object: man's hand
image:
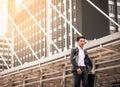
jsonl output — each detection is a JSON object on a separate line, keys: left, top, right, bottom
{"left": 77, "top": 68, "right": 82, "bottom": 75}
{"left": 88, "top": 70, "right": 92, "bottom": 74}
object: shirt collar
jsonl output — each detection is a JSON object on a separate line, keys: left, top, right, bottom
{"left": 77, "top": 45, "right": 83, "bottom": 50}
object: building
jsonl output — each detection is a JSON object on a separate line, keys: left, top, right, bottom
{"left": 13, "top": 0, "right": 79, "bottom": 66}
{"left": 12, "top": 0, "right": 118, "bottom": 66}
{"left": 0, "top": 36, "right": 12, "bottom": 72}
{"left": 109, "top": 0, "right": 120, "bottom": 33}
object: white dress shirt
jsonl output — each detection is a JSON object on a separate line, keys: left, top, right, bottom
{"left": 76, "top": 46, "right": 85, "bottom": 66}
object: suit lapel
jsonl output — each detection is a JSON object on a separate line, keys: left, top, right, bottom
{"left": 75, "top": 47, "right": 79, "bottom": 56}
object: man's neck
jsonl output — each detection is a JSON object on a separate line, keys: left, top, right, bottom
{"left": 77, "top": 45, "right": 83, "bottom": 49}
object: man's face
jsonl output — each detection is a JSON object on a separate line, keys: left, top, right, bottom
{"left": 77, "top": 38, "right": 85, "bottom": 48}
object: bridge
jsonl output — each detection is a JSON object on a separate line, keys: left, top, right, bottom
{"left": 0, "top": 32, "right": 120, "bottom": 87}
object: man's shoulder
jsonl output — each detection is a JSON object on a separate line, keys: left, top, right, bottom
{"left": 71, "top": 47, "right": 79, "bottom": 53}
{"left": 72, "top": 46, "right": 78, "bottom": 50}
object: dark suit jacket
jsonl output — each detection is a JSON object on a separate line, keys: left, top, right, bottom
{"left": 70, "top": 47, "right": 93, "bottom": 72}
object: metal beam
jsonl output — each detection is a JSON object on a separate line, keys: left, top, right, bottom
{"left": 89, "top": 50, "right": 114, "bottom": 58}
{"left": 21, "top": 3, "right": 61, "bottom": 53}
{"left": 2, "top": 35, "right": 22, "bottom": 65}
{"left": 95, "top": 57, "right": 120, "bottom": 65}
{"left": 86, "top": 0, "right": 120, "bottom": 28}
{"left": 0, "top": 32, "right": 120, "bottom": 76}
{"left": 0, "top": 52, "right": 9, "bottom": 69}
{"left": 93, "top": 53, "right": 120, "bottom": 61}
{"left": 95, "top": 64, "right": 120, "bottom": 72}
{"left": 85, "top": 32, "right": 120, "bottom": 50}
{"left": 8, "top": 14, "right": 39, "bottom": 60}
{"left": 101, "top": 47, "right": 120, "bottom": 55}
{"left": 47, "top": 0, "right": 82, "bottom": 37}
{"left": 0, "top": 50, "right": 70, "bottom": 76}
{"left": 69, "top": 0, "right": 73, "bottom": 48}
{"left": 64, "top": 0, "right": 67, "bottom": 51}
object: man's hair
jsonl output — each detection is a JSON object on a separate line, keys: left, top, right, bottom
{"left": 77, "top": 36, "right": 85, "bottom": 42}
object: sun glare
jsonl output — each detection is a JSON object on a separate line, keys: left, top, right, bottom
{"left": 16, "top": 0, "right": 22, "bottom": 6}
{"left": 0, "top": 0, "right": 8, "bottom": 35}
{"left": 47, "top": 0, "right": 51, "bottom": 2}
{"left": 0, "top": 29, "right": 7, "bottom": 35}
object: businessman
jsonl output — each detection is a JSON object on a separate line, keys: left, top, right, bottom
{"left": 70, "top": 36, "right": 93, "bottom": 87}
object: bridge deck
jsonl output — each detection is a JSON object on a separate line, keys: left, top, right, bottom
{"left": 0, "top": 32, "right": 120, "bottom": 87}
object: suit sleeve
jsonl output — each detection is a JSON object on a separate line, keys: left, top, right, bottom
{"left": 70, "top": 48, "right": 79, "bottom": 70}
{"left": 85, "top": 53, "right": 93, "bottom": 71}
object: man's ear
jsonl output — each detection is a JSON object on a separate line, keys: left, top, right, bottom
{"left": 85, "top": 39, "right": 88, "bottom": 43}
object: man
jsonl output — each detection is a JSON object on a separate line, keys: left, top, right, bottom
{"left": 70, "top": 36, "right": 93, "bottom": 87}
